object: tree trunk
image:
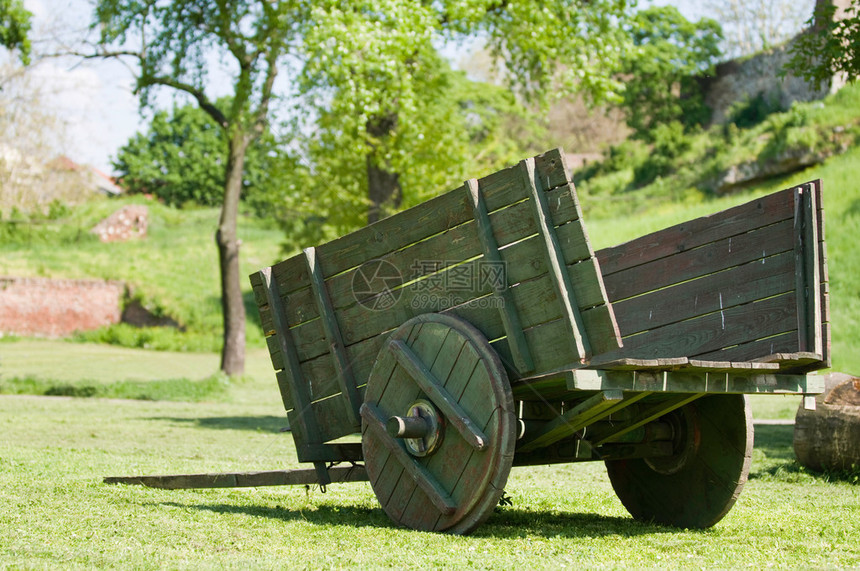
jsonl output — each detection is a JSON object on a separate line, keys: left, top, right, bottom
{"left": 216, "top": 130, "right": 250, "bottom": 376}
{"left": 366, "top": 114, "right": 402, "bottom": 225}
{"left": 794, "top": 372, "right": 860, "bottom": 472}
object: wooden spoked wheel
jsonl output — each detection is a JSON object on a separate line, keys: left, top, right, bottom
{"left": 605, "top": 394, "right": 753, "bottom": 529}
{"left": 361, "top": 313, "right": 516, "bottom": 535}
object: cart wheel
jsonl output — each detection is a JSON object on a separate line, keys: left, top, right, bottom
{"left": 361, "top": 313, "right": 516, "bottom": 535}
{"left": 604, "top": 394, "right": 753, "bottom": 529}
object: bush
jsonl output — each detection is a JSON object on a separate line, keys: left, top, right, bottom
{"left": 729, "top": 91, "right": 786, "bottom": 129}
{"left": 632, "top": 121, "right": 691, "bottom": 187}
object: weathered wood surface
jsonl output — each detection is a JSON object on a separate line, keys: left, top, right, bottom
{"left": 250, "top": 148, "right": 620, "bottom": 450}
{"left": 361, "top": 314, "right": 517, "bottom": 534}
{"left": 595, "top": 181, "right": 829, "bottom": 371}
{"left": 510, "top": 366, "right": 823, "bottom": 401}
{"left": 794, "top": 372, "right": 860, "bottom": 472}
{"left": 605, "top": 394, "right": 753, "bottom": 529}
{"left": 104, "top": 465, "right": 368, "bottom": 489}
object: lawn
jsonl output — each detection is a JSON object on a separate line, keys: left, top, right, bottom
{"left": 1, "top": 346, "right": 858, "bottom": 568}
{"left": 2, "top": 92, "right": 860, "bottom": 568}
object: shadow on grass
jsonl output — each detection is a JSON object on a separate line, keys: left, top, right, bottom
{"left": 148, "top": 415, "right": 289, "bottom": 433}
{"left": 162, "top": 500, "right": 680, "bottom": 539}
{"left": 753, "top": 424, "right": 795, "bottom": 461}
{"left": 751, "top": 423, "right": 860, "bottom": 484}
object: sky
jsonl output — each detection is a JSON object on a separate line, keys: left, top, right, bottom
{"left": 15, "top": 0, "right": 811, "bottom": 176}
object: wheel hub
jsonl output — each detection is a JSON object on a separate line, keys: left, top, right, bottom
{"left": 386, "top": 399, "right": 444, "bottom": 457}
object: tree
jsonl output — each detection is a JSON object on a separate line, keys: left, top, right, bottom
{"left": 91, "top": 0, "right": 635, "bottom": 376}
{"left": 0, "top": 0, "right": 31, "bottom": 62}
{"left": 299, "top": 1, "right": 634, "bottom": 225}
{"left": 701, "top": 0, "right": 812, "bottom": 58}
{"left": 786, "top": 0, "right": 860, "bottom": 88}
{"left": 300, "top": 55, "right": 536, "bottom": 234}
{"left": 93, "top": 0, "right": 308, "bottom": 376}
{"left": 113, "top": 100, "right": 300, "bottom": 214}
{"left": 618, "top": 6, "right": 723, "bottom": 141}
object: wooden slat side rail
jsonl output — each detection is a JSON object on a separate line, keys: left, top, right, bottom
{"left": 303, "top": 247, "right": 361, "bottom": 430}
{"left": 270, "top": 148, "right": 570, "bottom": 298}
{"left": 466, "top": 178, "right": 534, "bottom": 373}
{"left": 264, "top": 198, "right": 603, "bottom": 373}
{"left": 255, "top": 267, "right": 331, "bottom": 484}
{"left": 271, "top": 240, "right": 611, "bottom": 373}
{"left": 610, "top": 251, "right": 795, "bottom": 335}
{"left": 794, "top": 183, "right": 823, "bottom": 356}
{"left": 286, "top": 307, "right": 613, "bottom": 406}
{"left": 813, "top": 180, "right": 832, "bottom": 366}
{"left": 523, "top": 156, "right": 589, "bottom": 361}
{"left": 604, "top": 218, "right": 795, "bottom": 302}
{"left": 599, "top": 187, "right": 797, "bottom": 276}
{"left": 595, "top": 182, "right": 828, "bottom": 368}
{"left": 277, "top": 182, "right": 585, "bottom": 329}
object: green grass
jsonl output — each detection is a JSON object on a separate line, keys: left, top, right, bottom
{"left": 1, "top": 388, "right": 858, "bottom": 569}
{"left": 0, "top": 197, "right": 284, "bottom": 352}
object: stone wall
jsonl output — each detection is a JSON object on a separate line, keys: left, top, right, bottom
{"left": 698, "top": 39, "right": 842, "bottom": 125}
{"left": 698, "top": 0, "right": 849, "bottom": 125}
{"left": 0, "top": 277, "right": 125, "bottom": 338}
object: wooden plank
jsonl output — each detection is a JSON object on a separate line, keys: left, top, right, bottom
{"left": 360, "top": 402, "right": 457, "bottom": 515}
{"left": 288, "top": 299, "right": 617, "bottom": 407}
{"left": 686, "top": 360, "right": 779, "bottom": 372}
{"left": 604, "top": 218, "right": 796, "bottom": 302}
{"left": 388, "top": 338, "right": 489, "bottom": 450}
{"left": 279, "top": 182, "right": 587, "bottom": 330}
{"left": 516, "top": 390, "right": 624, "bottom": 452}
{"left": 256, "top": 267, "right": 330, "bottom": 485}
{"left": 569, "top": 368, "right": 824, "bottom": 394}
{"left": 609, "top": 292, "right": 798, "bottom": 362}
{"left": 589, "top": 393, "right": 705, "bottom": 446}
{"left": 588, "top": 357, "right": 690, "bottom": 370}
{"left": 794, "top": 183, "right": 823, "bottom": 356}
{"left": 587, "top": 357, "right": 779, "bottom": 372}
{"left": 522, "top": 157, "right": 591, "bottom": 361}
{"left": 104, "top": 465, "right": 369, "bottom": 489}
{"left": 295, "top": 442, "right": 364, "bottom": 463}
{"left": 814, "top": 179, "right": 831, "bottom": 366}
{"left": 611, "top": 251, "right": 796, "bottom": 336}
{"left": 311, "top": 149, "right": 568, "bottom": 281}
{"left": 304, "top": 247, "right": 361, "bottom": 429}
{"left": 533, "top": 147, "right": 571, "bottom": 191}
{"left": 598, "top": 187, "right": 796, "bottom": 276}
{"left": 297, "top": 393, "right": 366, "bottom": 452}
{"left": 275, "top": 370, "right": 295, "bottom": 412}
{"left": 467, "top": 177, "right": 534, "bottom": 373}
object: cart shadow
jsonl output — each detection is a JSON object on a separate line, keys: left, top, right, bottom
{"left": 147, "top": 415, "right": 289, "bottom": 433}
{"left": 158, "top": 501, "right": 679, "bottom": 539}
{"left": 478, "top": 508, "right": 686, "bottom": 539}
{"left": 752, "top": 424, "right": 795, "bottom": 460}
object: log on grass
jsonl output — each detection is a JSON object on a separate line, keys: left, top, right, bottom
{"left": 794, "top": 372, "right": 860, "bottom": 472}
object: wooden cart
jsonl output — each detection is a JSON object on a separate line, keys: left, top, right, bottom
{"left": 110, "top": 148, "right": 828, "bottom": 534}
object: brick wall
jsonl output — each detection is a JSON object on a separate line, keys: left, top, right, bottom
{"left": 0, "top": 277, "right": 125, "bottom": 337}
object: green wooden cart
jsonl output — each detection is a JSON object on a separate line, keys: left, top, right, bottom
{"left": 109, "top": 148, "right": 829, "bottom": 534}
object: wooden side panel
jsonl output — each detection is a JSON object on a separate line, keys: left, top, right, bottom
{"left": 251, "top": 148, "right": 623, "bottom": 447}
{"left": 599, "top": 189, "right": 796, "bottom": 276}
{"left": 595, "top": 184, "right": 829, "bottom": 368}
{"left": 814, "top": 180, "right": 832, "bottom": 366}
